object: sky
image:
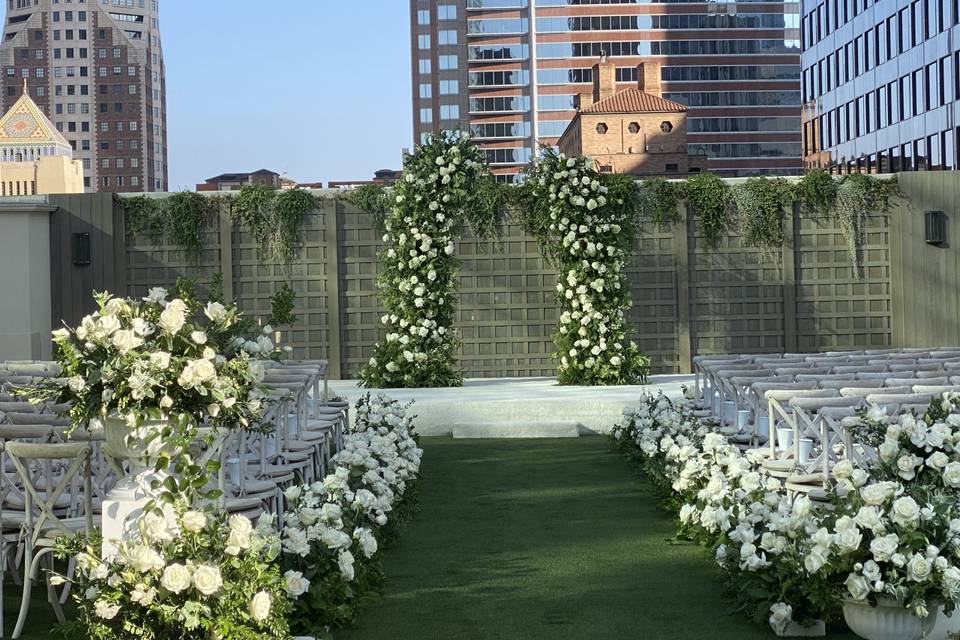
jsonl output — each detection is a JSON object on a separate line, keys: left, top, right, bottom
{"left": 163, "top": 1, "right": 412, "bottom": 190}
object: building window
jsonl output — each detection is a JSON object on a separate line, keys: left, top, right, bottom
{"left": 438, "top": 30, "right": 457, "bottom": 46}
{"left": 628, "top": 122, "right": 640, "bottom": 134}
{"left": 439, "top": 79, "right": 458, "bottom": 95}
{"left": 417, "top": 34, "right": 431, "bottom": 50}
{"left": 439, "top": 54, "right": 457, "bottom": 70}
{"left": 438, "top": 4, "right": 457, "bottom": 20}
{"left": 666, "top": 163, "right": 679, "bottom": 172}
{"left": 418, "top": 58, "right": 431, "bottom": 74}
{"left": 440, "top": 104, "right": 459, "bottom": 120}
{"left": 660, "top": 121, "right": 674, "bottom": 133}
{"left": 419, "top": 83, "right": 432, "bottom": 99}
{"left": 596, "top": 123, "right": 608, "bottom": 134}
{"left": 419, "top": 108, "right": 433, "bottom": 124}
{"left": 417, "top": 9, "right": 430, "bottom": 25}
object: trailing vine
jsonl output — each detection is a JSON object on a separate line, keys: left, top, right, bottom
{"left": 731, "top": 177, "right": 790, "bottom": 258}
{"left": 792, "top": 169, "right": 837, "bottom": 216}
{"left": 512, "top": 149, "right": 650, "bottom": 385}
{"left": 269, "top": 283, "right": 298, "bottom": 327}
{"left": 342, "top": 183, "right": 392, "bottom": 230}
{"left": 636, "top": 177, "right": 680, "bottom": 227}
{"left": 681, "top": 172, "right": 731, "bottom": 249}
{"left": 120, "top": 191, "right": 222, "bottom": 262}
{"left": 358, "top": 131, "right": 501, "bottom": 388}
{"left": 231, "top": 185, "right": 317, "bottom": 276}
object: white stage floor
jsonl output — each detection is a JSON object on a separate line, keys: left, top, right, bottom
{"left": 329, "top": 375, "right": 693, "bottom": 438}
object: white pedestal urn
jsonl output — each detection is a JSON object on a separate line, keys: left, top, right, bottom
{"left": 100, "top": 414, "right": 177, "bottom": 559}
{"left": 922, "top": 606, "right": 960, "bottom": 640}
{"left": 843, "top": 598, "right": 939, "bottom": 640}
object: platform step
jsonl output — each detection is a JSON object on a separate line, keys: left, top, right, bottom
{"left": 451, "top": 422, "right": 580, "bottom": 439}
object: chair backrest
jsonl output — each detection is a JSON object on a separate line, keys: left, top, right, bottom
{"left": 856, "top": 371, "right": 895, "bottom": 380}
{"left": 888, "top": 376, "right": 948, "bottom": 386}
{"left": 795, "top": 373, "right": 855, "bottom": 382}
{"left": 818, "top": 406, "right": 859, "bottom": 420}
{"left": 751, "top": 381, "right": 817, "bottom": 396}
{"left": 834, "top": 365, "right": 887, "bottom": 374}
{"left": 889, "top": 363, "right": 942, "bottom": 372}
{"left": 916, "top": 370, "right": 950, "bottom": 379}
{"left": 774, "top": 366, "right": 832, "bottom": 376}
{"left": 764, "top": 388, "right": 838, "bottom": 402}
{"left": 913, "top": 385, "right": 960, "bottom": 395}
{"left": 819, "top": 379, "right": 882, "bottom": 390}
{"left": 789, "top": 396, "right": 863, "bottom": 411}
{"left": 866, "top": 392, "right": 941, "bottom": 405}
{"left": 4, "top": 441, "right": 93, "bottom": 542}
{"left": 0, "top": 401, "right": 37, "bottom": 413}
{"left": 2, "top": 412, "right": 71, "bottom": 426}
{"left": 840, "top": 385, "right": 912, "bottom": 397}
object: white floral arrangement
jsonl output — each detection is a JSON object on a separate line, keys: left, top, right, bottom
{"left": 280, "top": 393, "right": 422, "bottom": 635}
{"left": 55, "top": 507, "right": 293, "bottom": 639}
{"left": 359, "top": 132, "right": 500, "bottom": 388}
{"left": 515, "top": 150, "right": 650, "bottom": 385}
{"left": 28, "top": 289, "right": 263, "bottom": 433}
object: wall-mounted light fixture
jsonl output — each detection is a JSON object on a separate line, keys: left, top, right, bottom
{"left": 925, "top": 210, "right": 946, "bottom": 246}
{"left": 72, "top": 232, "right": 91, "bottom": 265}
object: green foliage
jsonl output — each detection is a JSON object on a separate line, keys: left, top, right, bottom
{"left": 120, "top": 192, "right": 221, "bottom": 262}
{"left": 512, "top": 149, "right": 650, "bottom": 385}
{"left": 792, "top": 169, "right": 837, "bottom": 216}
{"left": 208, "top": 271, "right": 225, "bottom": 303}
{"left": 681, "top": 173, "right": 730, "bottom": 249}
{"left": 359, "top": 131, "right": 501, "bottom": 388}
{"left": 342, "top": 183, "right": 392, "bottom": 230}
{"left": 731, "top": 177, "right": 790, "bottom": 257}
{"left": 231, "top": 185, "right": 317, "bottom": 276}
{"left": 269, "top": 283, "right": 297, "bottom": 327}
{"left": 636, "top": 177, "right": 680, "bottom": 226}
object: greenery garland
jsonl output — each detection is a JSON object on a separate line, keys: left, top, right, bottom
{"left": 512, "top": 149, "right": 650, "bottom": 385}
{"left": 681, "top": 173, "right": 731, "bottom": 249}
{"left": 358, "top": 132, "right": 501, "bottom": 388}
{"left": 636, "top": 177, "right": 680, "bottom": 227}
{"left": 121, "top": 191, "right": 222, "bottom": 261}
{"left": 231, "top": 185, "right": 318, "bottom": 276}
{"left": 731, "top": 177, "right": 790, "bottom": 258}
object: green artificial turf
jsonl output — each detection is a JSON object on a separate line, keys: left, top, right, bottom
{"left": 340, "top": 436, "right": 857, "bottom": 640}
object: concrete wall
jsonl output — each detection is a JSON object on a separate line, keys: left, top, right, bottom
{"left": 0, "top": 202, "right": 56, "bottom": 360}
{"left": 35, "top": 172, "right": 960, "bottom": 378}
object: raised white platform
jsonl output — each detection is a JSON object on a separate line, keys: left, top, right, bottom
{"left": 329, "top": 375, "right": 692, "bottom": 437}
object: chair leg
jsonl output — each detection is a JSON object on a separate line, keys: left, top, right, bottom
{"left": 44, "top": 555, "right": 66, "bottom": 625}
{"left": 11, "top": 543, "right": 34, "bottom": 639}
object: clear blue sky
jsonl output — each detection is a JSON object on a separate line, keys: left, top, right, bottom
{"left": 164, "top": 1, "right": 412, "bottom": 190}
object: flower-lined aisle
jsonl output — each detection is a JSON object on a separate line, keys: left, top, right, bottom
{"left": 610, "top": 393, "right": 960, "bottom": 637}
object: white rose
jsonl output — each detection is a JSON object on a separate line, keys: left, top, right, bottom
{"left": 124, "top": 544, "right": 165, "bottom": 573}
{"left": 283, "top": 570, "right": 310, "bottom": 598}
{"left": 204, "top": 301, "right": 226, "bottom": 321}
{"left": 845, "top": 573, "right": 870, "bottom": 600}
{"left": 870, "top": 534, "right": 900, "bottom": 562}
{"left": 141, "top": 512, "right": 175, "bottom": 543}
{"left": 891, "top": 496, "right": 920, "bottom": 528}
{"left": 150, "top": 351, "right": 171, "bottom": 369}
{"left": 927, "top": 451, "right": 949, "bottom": 470}
{"left": 94, "top": 599, "right": 120, "bottom": 620}
{"left": 907, "top": 554, "right": 933, "bottom": 582}
{"left": 68, "top": 376, "right": 86, "bottom": 392}
{"left": 835, "top": 526, "right": 864, "bottom": 554}
{"left": 943, "top": 462, "right": 960, "bottom": 487}
{"left": 192, "top": 564, "right": 223, "bottom": 596}
{"left": 143, "top": 287, "right": 168, "bottom": 304}
{"left": 338, "top": 549, "right": 355, "bottom": 581}
{"left": 111, "top": 329, "right": 142, "bottom": 354}
{"left": 769, "top": 602, "right": 792, "bottom": 635}
{"left": 249, "top": 591, "right": 271, "bottom": 622}
{"left": 284, "top": 486, "right": 302, "bottom": 503}
{"left": 804, "top": 547, "right": 828, "bottom": 574}
{"left": 160, "top": 563, "right": 191, "bottom": 593}
{"left": 158, "top": 306, "right": 186, "bottom": 335}
{"left": 181, "top": 510, "right": 207, "bottom": 533}
{"left": 191, "top": 330, "right": 208, "bottom": 345}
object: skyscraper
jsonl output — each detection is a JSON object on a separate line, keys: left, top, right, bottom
{"left": 800, "top": 0, "right": 958, "bottom": 173}
{"left": 410, "top": 0, "right": 802, "bottom": 183}
{"left": 0, "top": 0, "right": 167, "bottom": 192}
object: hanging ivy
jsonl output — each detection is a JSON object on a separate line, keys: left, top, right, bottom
{"left": 680, "top": 172, "right": 731, "bottom": 249}
{"left": 269, "top": 283, "right": 298, "bottom": 327}
{"left": 792, "top": 168, "right": 838, "bottom": 216}
{"left": 342, "top": 183, "right": 392, "bottom": 230}
{"left": 731, "top": 177, "right": 790, "bottom": 258}
{"left": 231, "top": 185, "right": 317, "bottom": 276}
{"left": 119, "top": 191, "right": 222, "bottom": 262}
{"left": 636, "top": 177, "right": 680, "bottom": 227}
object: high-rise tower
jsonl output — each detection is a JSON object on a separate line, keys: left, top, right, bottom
{"left": 0, "top": 0, "right": 167, "bottom": 192}
{"left": 411, "top": 0, "right": 801, "bottom": 182}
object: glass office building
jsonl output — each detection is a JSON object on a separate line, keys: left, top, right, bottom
{"left": 801, "top": 0, "right": 959, "bottom": 173}
{"left": 411, "top": 0, "right": 803, "bottom": 182}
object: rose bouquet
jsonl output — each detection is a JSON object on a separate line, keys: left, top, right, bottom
{"left": 27, "top": 288, "right": 263, "bottom": 434}
{"left": 55, "top": 507, "right": 292, "bottom": 640}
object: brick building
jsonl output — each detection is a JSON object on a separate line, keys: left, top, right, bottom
{"left": 559, "top": 57, "right": 703, "bottom": 177}
{"left": 0, "top": 0, "right": 167, "bottom": 192}
{"left": 196, "top": 169, "right": 281, "bottom": 192}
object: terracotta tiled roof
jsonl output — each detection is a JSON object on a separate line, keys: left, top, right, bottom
{"left": 580, "top": 88, "right": 687, "bottom": 114}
